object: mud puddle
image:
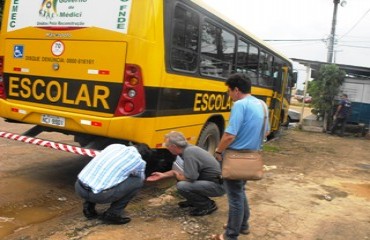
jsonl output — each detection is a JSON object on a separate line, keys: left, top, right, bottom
{"left": 0, "top": 194, "right": 78, "bottom": 238}
{"left": 0, "top": 176, "right": 174, "bottom": 239}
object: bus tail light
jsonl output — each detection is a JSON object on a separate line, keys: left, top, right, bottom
{"left": 114, "top": 64, "right": 145, "bottom": 116}
{"left": 0, "top": 56, "right": 6, "bottom": 99}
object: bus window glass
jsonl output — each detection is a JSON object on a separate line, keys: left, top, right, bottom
{"left": 236, "top": 39, "right": 257, "bottom": 84}
{"left": 236, "top": 39, "right": 248, "bottom": 72}
{"left": 273, "top": 58, "right": 283, "bottom": 81}
{"left": 265, "top": 54, "right": 273, "bottom": 76}
{"left": 200, "top": 21, "right": 235, "bottom": 78}
{"left": 170, "top": 5, "right": 199, "bottom": 72}
{"left": 246, "top": 44, "right": 259, "bottom": 82}
{"left": 259, "top": 51, "right": 274, "bottom": 87}
{"left": 285, "top": 73, "right": 293, "bottom": 98}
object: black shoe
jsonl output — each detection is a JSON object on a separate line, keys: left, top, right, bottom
{"left": 178, "top": 201, "right": 194, "bottom": 208}
{"left": 83, "top": 207, "right": 98, "bottom": 219}
{"left": 240, "top": 229, "right": 251, "bottom": 235}
{"left": 189, "top": 202, "right": 217, "bottom": 216}
{"left": 102, "top": 212, "right": 131, "bottom": 225}
{"left": 223, "top": 224, "right": 250, "bottom": 235}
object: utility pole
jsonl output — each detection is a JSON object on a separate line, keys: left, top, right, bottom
{"left": 327, "top": 0, "right": 340, "bottom": 63}
{"left": 299, "top": 64, "right": 311, "bottom": 127}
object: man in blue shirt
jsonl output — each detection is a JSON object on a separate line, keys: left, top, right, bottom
{"left": 75, "top": 143, "right": 152, "bottom": 224}
{"left": 329, "top": 93, "right": 352, "bottom": 136}
{"left": 213, "top": 73, "right": 269, "bottom": 240}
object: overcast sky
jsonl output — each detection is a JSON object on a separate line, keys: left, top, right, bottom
{"left": 201, "top": 0, "right": 370, "bottom": 89}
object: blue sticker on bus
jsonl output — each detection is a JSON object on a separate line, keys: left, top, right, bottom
{"left": 14, "top": 45, "right": 24, "bottom": 58}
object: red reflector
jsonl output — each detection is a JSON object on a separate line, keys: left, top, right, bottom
{"left": 11, "top": 108, "right": 18, "bottom": 112}
{"left": 14, "top": 67, "right": 21, "bottom": 72}
{"left": 91, "top": 121, "right": 102, "bottom": 127}
{"left": 99, "top": 70, "right": 110, "bottom": 75}
{"left": 124, "top": 102, "right": 134, "bottom": 112}
{"left": 155, "top": 143, "right": 164, "bottom": 148}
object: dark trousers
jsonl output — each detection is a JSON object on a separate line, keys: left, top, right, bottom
{"left": 330, "top": 117, "right": 347, "bottom": 136}
{"left": 75, "top": 176, "right": 143, "bottom": 215}
{"left": 176, "top": 180, "right": 225, "bottom": 208}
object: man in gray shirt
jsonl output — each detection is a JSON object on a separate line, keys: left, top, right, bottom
{"left": 147, "top": 131, "right": 225, "bottom": 216}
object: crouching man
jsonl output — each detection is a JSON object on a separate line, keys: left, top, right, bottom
{"left": 75, "top": 143, "right": 152, "bottom": 224}
{"left": 147, "top": 131, "right": 225, "bottom": 216}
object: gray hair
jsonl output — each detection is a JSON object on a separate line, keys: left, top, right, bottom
{"left": 165, "top": 131, "right": 188, "bottom": 148}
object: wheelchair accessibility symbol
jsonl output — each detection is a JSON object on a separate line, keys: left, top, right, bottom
{"left": 14, "top": 45, "right": 24, "bottom": 58}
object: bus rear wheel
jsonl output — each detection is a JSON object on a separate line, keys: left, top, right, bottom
{"left": 197, "top": 122, "right": 220, "bottom": 154}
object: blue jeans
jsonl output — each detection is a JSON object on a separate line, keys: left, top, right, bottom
{"left": 224, "top": 179, "right": 249, "bottom": 240}
{"left": 176, "top": 180, "right": 225, "bottom": 208}
{"left": 75, "top": 176, "right": 143, "bottom": 215}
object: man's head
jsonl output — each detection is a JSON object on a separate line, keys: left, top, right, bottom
{"left": 134, "top": 143, "right": 153, "bottom": 162}
{"left": 225, "top": 73, "right": 252, "bottom": 101}
{"left": 341, "top": 93, "right": 348, "bottom": 99}
{"left": 164, "top": 131, "right": 188, "bottom": 155}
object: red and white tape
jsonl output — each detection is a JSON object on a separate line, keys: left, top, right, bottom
{"left": 0, "top": 131, "right": 100, "bottom": 157}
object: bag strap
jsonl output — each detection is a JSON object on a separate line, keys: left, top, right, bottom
{"left": 259, "top": 100, "right": 268, "bottom": 147}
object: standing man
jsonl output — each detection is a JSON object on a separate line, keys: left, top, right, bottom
{"left": 212, "top": 73, "right": 269, "bottom": 240}
{"left": 75, "top": 143, "right": 152, "bottom": 224}
{"left": 147, "top": 131, "right": 225, "bottom": 216}
{"left": 329, "top": 93, "right": 352, "bottom": 136}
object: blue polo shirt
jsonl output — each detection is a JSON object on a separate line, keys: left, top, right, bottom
{"left": 226, "top": 96, "right": 269, "bottom": 150}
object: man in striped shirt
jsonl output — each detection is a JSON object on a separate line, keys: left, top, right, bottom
{"left": 75, "top": 143, "right": 152, "bottom": 224}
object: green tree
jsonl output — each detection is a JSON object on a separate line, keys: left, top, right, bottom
{"left": 308, "top": 64, "right": 346, "bottom": 129}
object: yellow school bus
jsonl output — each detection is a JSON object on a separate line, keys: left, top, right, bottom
{"left": 0, "top": 0, "right": 296, "bottom": 154}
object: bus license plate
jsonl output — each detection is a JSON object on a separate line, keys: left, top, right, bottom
{"left": 41, "top": 114, "right": 65, "bottom": 127}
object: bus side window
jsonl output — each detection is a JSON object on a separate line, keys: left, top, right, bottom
{"left": 259, "top": 51, "right": 274, "bottom": 88}
{"left": 170, "top": 5, "right": 199, "bottom": 72}
{"left": 246, "top": 44, "right": 259, "bottom": 84}
{"left": 200, "top": 21, "right": 235, "bottom": 79}
{"left": 236, "top": 39, "right": 258, "bottom": 85}
{"left": 236, "top": 39, "right": 248, "bottom": 71}
{"left": 273, "top": 58, "right": 283, "bottom": 81}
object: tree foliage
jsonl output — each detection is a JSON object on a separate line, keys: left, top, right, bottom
{"left": 307, "top": 64, "right": 345, "bottom": 127}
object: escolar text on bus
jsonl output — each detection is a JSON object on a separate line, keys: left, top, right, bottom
{"left": 8, "top": 76, "right": 110, "bottom": 110}
{"left": 193, "top": 93, "right": 232, "bottom": 112}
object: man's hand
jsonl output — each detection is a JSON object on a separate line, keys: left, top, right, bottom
{"left": 214, "top": 152, "right": 223, "bottom": 161}
{"left": 146, "top": 172, "right": 165, "bottom": 182}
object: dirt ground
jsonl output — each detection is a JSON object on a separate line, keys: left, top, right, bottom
{"left": 0, "top": 117, "right": 369, "bottom": 240}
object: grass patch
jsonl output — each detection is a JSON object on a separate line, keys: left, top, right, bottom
{"left": 263, "top": 145, "right": 280, "bottom": 152}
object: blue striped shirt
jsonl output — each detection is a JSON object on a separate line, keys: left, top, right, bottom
{"left": 78, "top": 144, "right": 146, "bottom": 194}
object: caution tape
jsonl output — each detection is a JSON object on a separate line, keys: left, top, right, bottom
{"left": 0, "top": 131, "right": 100, "bottom": 157}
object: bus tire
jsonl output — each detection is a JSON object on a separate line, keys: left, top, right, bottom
{"left": 197, "top": 122, "right": 220, "bottom": 154}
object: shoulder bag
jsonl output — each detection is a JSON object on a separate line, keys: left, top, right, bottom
{"left": 222, "top": 100, "right": 267, "bottom": 181}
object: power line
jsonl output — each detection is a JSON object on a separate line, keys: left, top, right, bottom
{"left": 337, "top": 44, "right": 370, "bottom": 49}
{"left": 264, "top": 39, "right": 324, "bottom": 42}
{"left": 263, "top": 38, "right": 370, "bottom": 49}
{"left": 338, "top": 8, "right": 370, "bottom": 40}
